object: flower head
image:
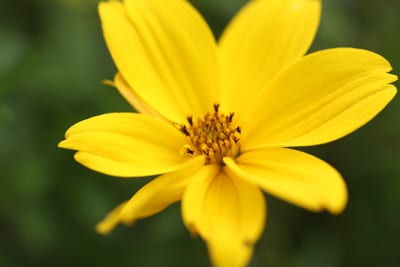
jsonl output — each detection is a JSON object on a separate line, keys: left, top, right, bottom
{"left": 59, "top": 0, "right": 397, "bottom": 266}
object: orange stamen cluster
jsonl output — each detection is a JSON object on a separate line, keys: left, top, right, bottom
{"left": 179, "top": 104, "right": 241, "bottom": 164}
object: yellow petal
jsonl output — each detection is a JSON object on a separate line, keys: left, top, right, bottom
{"left": 99, "top": 0, "right": 219, "bottom": 122}
{"left": 223, "top": 148, "right": 347, "bottom": 214}
{"left": 181, "top": 165, "right": 221, "bottom": 235}
{"left": 96, "top": 156, "right": 205, "bottom": 234}
{"left": 182, "top": 167, "right": 266, "bottom": 267}
{"left": 243, "top": 48, "right": 397, "bottom": 150}
{"left": 58, "top": 113, "right": 189, "bottom": 177}
{"left": 119, "top": 156, "right": 205, "bottom": 223}
{"left": 219, "top": 0, "right": 321, "bottom": 116}
{"left": 96, "top": 201, "right": 127, "bottom": 235}
{"left": 113, "top": 73, "right": 165, "bottom": 119}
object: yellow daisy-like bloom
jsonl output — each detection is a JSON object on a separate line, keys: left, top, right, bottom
{"left": 59, "top": 0, "right": 397, "bottom": 266}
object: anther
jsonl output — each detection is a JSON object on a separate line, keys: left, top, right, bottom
{"left": 229, "top": 112, "right": 234, "bottom": 122}
{"left": 186, "top": 147, "right": 194, "bottom": 155}
{"left": 180, "top": 125, "right": 190, "bottom": 136}
{"left": 236, "top": 126, "right": 241, "bottom": 133}
{"left": 187, "top": 116, "right": 193, "bottom": 126}
{"left": 213, "top": 103, "right": 220, "bottom": 113}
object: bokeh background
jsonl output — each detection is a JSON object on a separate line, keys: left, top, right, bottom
{"left": 1, "top": 0, "right": 399, "bottom": 266}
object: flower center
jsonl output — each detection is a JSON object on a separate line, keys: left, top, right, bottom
{"left": 178, "top": 104, "right": 241, "bottom": 164}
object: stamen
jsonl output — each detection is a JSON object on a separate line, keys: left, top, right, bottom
{"left": 187, "top": 116, "right": 193, "bottom": 126}
{"left": 213, "top": 103, "right": 220, "bottom": 113}
{"left": 179, "top": 105, "right": 241, "bottom": 164}
{"left": 229, "top": 112, "right": 234, "bottom": 122}
{"left": 186, "top": 147, "right": 194, "bottom": 155}
{"left": 180, "top": 125, "right": 190, "bottom": 136}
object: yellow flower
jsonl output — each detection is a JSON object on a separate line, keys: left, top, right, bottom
{"left": 59, "top": 0, "right": 397, "bottom": 266}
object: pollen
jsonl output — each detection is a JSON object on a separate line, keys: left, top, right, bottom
{"left": 178, "top": 104, "right": 241, "bottom": 164}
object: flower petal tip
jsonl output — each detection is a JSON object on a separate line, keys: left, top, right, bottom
{"left": 57, "top": 139, "right": 68, "bottom": 149}
{"left": 207, "top": 239, "right": 253, "bottom": 267}
{"left": 327, "top": 193, "right": 348, "bottom": 216}
{"left": 95, "top": 214, "right": 121, "bottom": 235}
{"left": 95, "top": 221, "right": 114, "bottom": 235}
{"left": 95, "top": 201, "right": 127, "bottom": 235}
{"left": 321, "top": 177, "right": 348, "bottom": 215}
{"left": 101, "top": 79, "right": 115, "bottom": 87}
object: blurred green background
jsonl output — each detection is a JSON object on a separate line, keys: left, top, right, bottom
{"left": 1, "top": 0, "right": 399, "bottom": 266}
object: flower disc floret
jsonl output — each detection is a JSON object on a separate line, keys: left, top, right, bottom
{"left": 179, "top": 104, "right": 241, "bottom": 164}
